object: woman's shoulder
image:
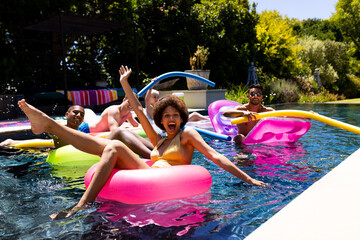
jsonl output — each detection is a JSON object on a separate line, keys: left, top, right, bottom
{"left": 182, "top": 127, "right": 196, "bottom": 134}
{"left": 181, "top": 127, "right": 200, "bottom": 141}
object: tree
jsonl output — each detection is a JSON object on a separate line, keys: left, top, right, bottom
{"left": 333, "top": 0, "right": 360, "bottom": 51}
{"left": 135, "top": 0, "right": 199, "bottom": 80}
{"left": 255, "top": 10, "right": 302, "bottom": 78}
{"left": 0, "top": 0, "right": 76, "bottom": 93}
{"left": 292, "top": 18, "right": 343, "bottom": 42}
{"left": 297, "top": 36, "right": 352, "bottom": 93}
{"left": 192, "top": 0, "right": 258, "bottom": 87}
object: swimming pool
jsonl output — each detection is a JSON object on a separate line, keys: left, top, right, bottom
{"left": 1, "top": 103, "right": 359, "bottom": 239}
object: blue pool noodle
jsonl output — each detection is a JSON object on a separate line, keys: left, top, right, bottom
{"left": 137, "top": 71, "right": 216, "bottom": 97}
{"left": 192, "top": 127, "right": 231, "bottom": 141}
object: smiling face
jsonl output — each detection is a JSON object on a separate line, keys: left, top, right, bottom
{"left": 247, "top": 87, "right": 263, "bottom": 105}
{"left": 153, "top": 95, "right": 188, "bottom": 131}
{"left": 66, "top": 105, "right": 85, "bottom": 130}
{"left": 161, "top": 106, "right": 183, "bottom": 134}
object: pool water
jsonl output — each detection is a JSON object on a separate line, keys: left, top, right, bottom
{"left": 1, "top": 104, "right": 359, "bottom": 239}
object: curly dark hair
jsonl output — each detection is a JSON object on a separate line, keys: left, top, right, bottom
{"left": 153, "top": 95, "right": 189, "bottom": 130}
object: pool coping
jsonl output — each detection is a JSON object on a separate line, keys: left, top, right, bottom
{"left": 245, "top": 147, "right": 360, "bottom": 240}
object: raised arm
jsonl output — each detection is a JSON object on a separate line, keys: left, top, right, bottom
{"left": 145, "top": 92, "right": 154, "bottom": 119}
{"left": 183, "top": 128, "right": 267, "bottom": 186}
{"left": 118, "top": 65, "right": 160, "bottom": 145}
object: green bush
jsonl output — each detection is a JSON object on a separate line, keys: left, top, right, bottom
{"left": 266, "top": 79, "right": 300, "bottom": 104}
{"left": 342, "top": 74, "right": 360, "bottom": 98}
{"left": 225, "top": 83, "right": 248, "bottom": 104}
{"left": 299, "top": 89, "right": 345, "bottom": 102}
{"left": 297, "top": 36, "right": 352, "bottom": 93}
{"left": 226, "top": 82, "right": 275, "bottom": 106}
{"left": 294, "top": 76, "right": 318, "bottom": 94}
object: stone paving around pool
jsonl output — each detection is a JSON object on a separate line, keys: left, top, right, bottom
{"left": 245, "top": 147, "right": 360, "bottom": 240}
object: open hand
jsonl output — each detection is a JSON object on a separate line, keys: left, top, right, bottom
{"left": 119, "top": 65, "right": 132, "bottom": 83}
{"left": 251, "top": 179, "right": 269, "bottom": 187}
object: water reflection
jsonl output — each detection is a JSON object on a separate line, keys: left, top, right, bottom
{"left": 238, "top": 143, "right": 312, "bottom": 181}
{"left": 84, "top": 192, "right": 211, "bottom": 238}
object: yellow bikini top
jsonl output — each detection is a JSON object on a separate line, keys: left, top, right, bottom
{"left": 150, "top": 131, "right": 186, "bottom": 166}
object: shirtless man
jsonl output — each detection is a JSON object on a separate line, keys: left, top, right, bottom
{"left": 86, "top": 95, "right": 139, "bottom": 133}
{"left": 223, "top": 84, "right": 275, "bottom": 144}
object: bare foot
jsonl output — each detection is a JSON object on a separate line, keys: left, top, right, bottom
{"left": 0, "top": 139, "right": 16, "bottom": 147}
{"left": 18, "top": 99, "right": 51, "bottom": 135}
{"left": 49, "top": 204, "right": 87, "bottom": 220}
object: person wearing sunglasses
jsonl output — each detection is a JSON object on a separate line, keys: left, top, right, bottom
{"left": 223, "top": 84, "right": 275, "bottom": 144}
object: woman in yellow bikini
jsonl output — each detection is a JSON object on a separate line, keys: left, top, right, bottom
{"left": 17, "top": 65, "right": 267, "bottom": 220}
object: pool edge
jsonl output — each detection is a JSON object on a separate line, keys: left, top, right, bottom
{"left": 245, "top": 147, "right": 360, "bottom": 240}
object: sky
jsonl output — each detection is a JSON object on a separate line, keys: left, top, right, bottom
{"left": 250, "top": 0, "right": 339, "bottom": 20}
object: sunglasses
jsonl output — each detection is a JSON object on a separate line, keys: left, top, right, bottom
{"left": 249, "top": 92, "right": 262, "bottom": 97}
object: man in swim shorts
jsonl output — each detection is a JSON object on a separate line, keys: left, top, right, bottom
{"left": 223, "top": 84, "right": 275, "bottom": 144}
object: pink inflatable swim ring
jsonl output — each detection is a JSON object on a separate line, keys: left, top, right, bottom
{"left": 243, "top": 117, "right": 311, "bottom": 145}
{"left": 85, "top": 160, "right": 212, "bottom": 204}
{"left": 208, "top": 100, "right": 240, "bottom": 136}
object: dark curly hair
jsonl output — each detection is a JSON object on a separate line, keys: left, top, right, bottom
{"left": 153, "top": 95, "right": 189, "bottom": 130}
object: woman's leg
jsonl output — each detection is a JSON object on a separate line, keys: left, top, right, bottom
{"left": 18, "top": 100, "right": 109, "bottom": 155}
{"left": 50, "top": 140, "right": 150, "bottom": 219}
{"left": 106, "top": 128, "right": 153, "bottom": 158}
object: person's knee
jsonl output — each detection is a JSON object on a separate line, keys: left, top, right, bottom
{"left": 107, "top": 128, "right": 128, "bottom": 140}
{"left": 102, "top": 140, "right": 126, "bottom": 162}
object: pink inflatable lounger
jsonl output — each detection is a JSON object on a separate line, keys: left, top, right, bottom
{"left": 208, "top": 100, "right": 311, "bottom": 144}
{"left": 243, "top": 117, "right": 311, "bottom": 145}
{"left": 208, "top": 100, "right": 240, "bottom": 136}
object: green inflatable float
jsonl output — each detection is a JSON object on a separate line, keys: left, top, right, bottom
{"left": 46, "top": 145, "right": 100, "bottom": 167}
